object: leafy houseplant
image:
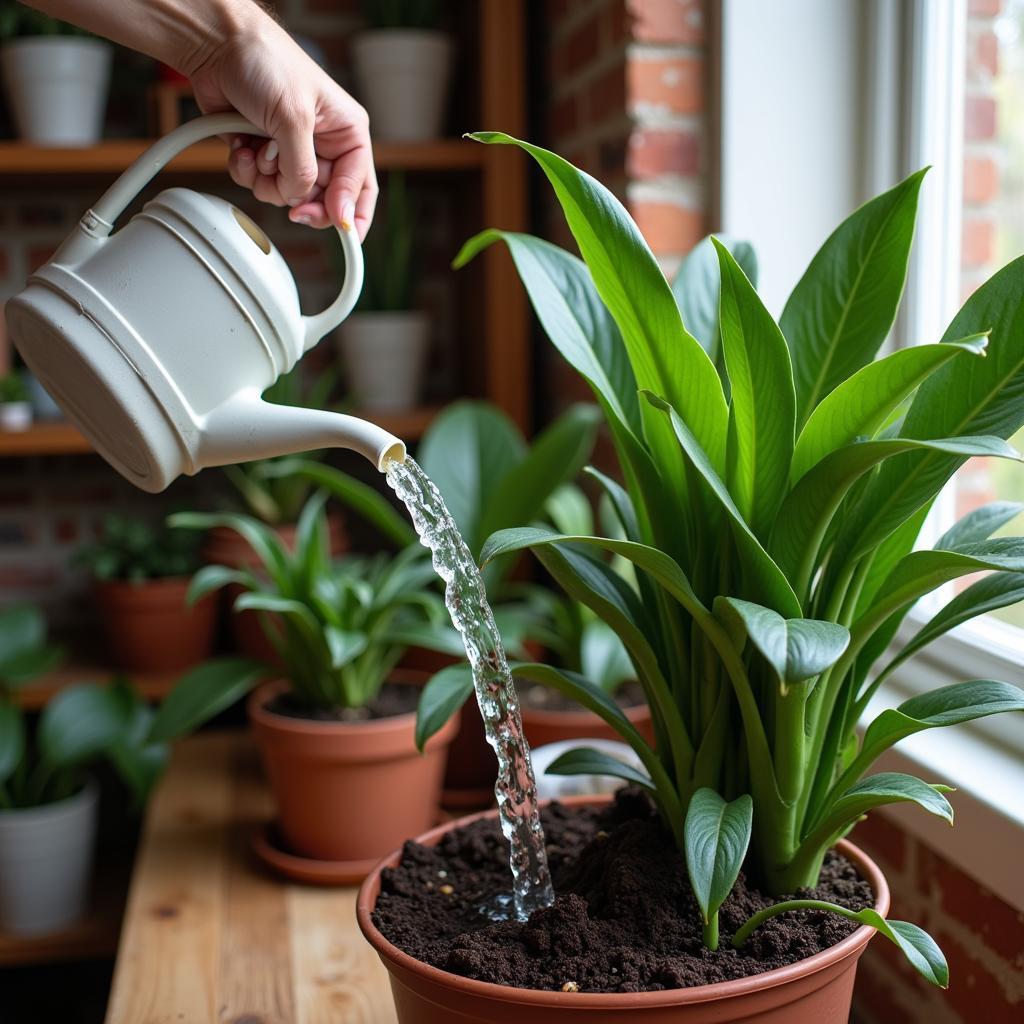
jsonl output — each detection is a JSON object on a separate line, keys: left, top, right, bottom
{"left": 154, "top": 493, "right": 464, "bottom": 866}
{"left": 0, "top": 369, "right": 31, "bottom": 431}
{"left": 351, "top": 1, "right": 452, "bottom": 142}
{"left": 336, "top": 172, "right": 430, "bottom": 412}
{"left": 0, "top": 3, "right": 111, "bottom": 145}
{"left": 0, "top": 604, "right": 165, "bottom": 934}
{"left": 76, "top": 513, "right": 217, "bottom": 673}
{"left": 405, "top": 134, "right": 1024, "bottom": 996}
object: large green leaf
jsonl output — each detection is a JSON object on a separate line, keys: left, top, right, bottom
{"left": 415, "top": 664, "right": 473, "bottom": 751}
{"left": 546, "top": 746, "right": 654, "bottom": 790}
{"left": 846, "top": 680, "right": 1024, "bottom": 780}
{"left": 148, "top": 659, "right": 266, "bottom": 743}
{"left": 185, "top": 564, "right": 252, "bottom": 606}
{"left": 715, "top": 598, "right": 849, "bottom": 689}
{"left": 454, "top": 231, "right": 641, "bottom": 435}
{"left": 837, "top": 255, "right": 1024, "bottom": 562}
{"left": 170, "top": 511, "right": 289, "bottom": 587}
{"left": 812, "top": 772, "right": 953, "bottom": 836}
{"left": 417, "top": 401, "right": 525, "bottom": 554}
{"left": 467, "top": 132, "right": 728, "bottom": 476}
{"left": 684, "top": 787, "right": 753, "bottom": 923}
{"left": 645, "top": 394, "right": 801, "bottom": 616}
{"left": 780, "top": 169, "right": 926, "bottom": 426}
{"left": 770, "top": 436, "right": 1019, "bottom": 590}
{"left": 0, "top": 699, "right": 24, "bottom": 784}
{"left": 791, "top": 335, "right": 989, "bottom": 483}
{"left": 714, "top": 239, "right": 795, "bottom": 535}
{"left": 0, "top": 604, "right": 45, "bottom": 666}
{"left": 37, "top": 683, "right": 131, "bottom": 769}
{"left": 478, "top": 403, "right": 601, "bottom": 543}
{"left": 672, "top": 234, "right": 757, "bottom": 356}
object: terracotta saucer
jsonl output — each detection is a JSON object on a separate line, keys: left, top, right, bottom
{"left": 251, "top": 824, "right": 380, "bottom": 886}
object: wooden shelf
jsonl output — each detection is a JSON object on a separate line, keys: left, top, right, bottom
{"left": 0, "top": 139, "right": 483, "bottom": 177}
{"left": 0, "top": 406, "right": 443, "bottom": 458}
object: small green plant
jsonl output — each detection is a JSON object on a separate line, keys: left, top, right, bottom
{"left": 412, "top": 133, "right": 1024, "bottom": 987}
{"left": 162, "top": 492, "right": 461, "bottom": 718}
{"left": 0, "top": 604, "right": 165, "bottom": 808}
{"left": 224, "top": 365, "right": 340, "bottom": 526}
{"left": 0, "top": 3, "right": 90, "bottom": 38}
{"left": 0, "top": 371, "right": 28, "bottom": 404}
{"left": 76, "top": 513, "right": 203, "bottom": 582}
{"left": 363, "top": 0, "right": 439, "bottom": 31}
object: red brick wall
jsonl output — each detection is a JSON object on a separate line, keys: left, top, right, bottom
{"left": 852, "top": 813, "right": 1024, "bottom": 1023}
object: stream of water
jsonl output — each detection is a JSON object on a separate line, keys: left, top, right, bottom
{"left": 384, "top": 455, "right": 554, "bottom": 921}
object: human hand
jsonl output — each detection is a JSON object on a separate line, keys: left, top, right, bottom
{"left": 188, "top": 10, "right": 377, "bottom": 238}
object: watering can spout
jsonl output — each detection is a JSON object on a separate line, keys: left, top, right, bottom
{"left": 201, "top": 392, "right": 406, "bottom": 473}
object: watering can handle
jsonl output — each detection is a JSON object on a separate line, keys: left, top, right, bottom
{"left": 84, "top": 112, "right": 363, "bottom": 349}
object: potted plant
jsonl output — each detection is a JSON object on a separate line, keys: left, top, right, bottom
{"left": 154, "top": 492, "right": 464, "bottom": 875}
{"left": 0, "top": 370, "right": 31, "bottom": 431}
{"left": 0, "top": 604, "right": 165, "bottom": 935}
{"left": 351, "top": 0, "right": 453, "bottom": 142}
{"left": 0, "top": 4, "right": 112, "bottom": 145}
{"left": 285, "top": 398, "right": 603, "bottom": 804}
{"left": 359, "top": 134, "right": 1024, "bottom": 1020}
{"left": 76, "top": 513, "right": 217, "bottom": 673}
{"left": 206, "top": 366, "right": 349, "bottom": 661}
{"left": 336, "top": 173, "right": 430, "bottom": 413}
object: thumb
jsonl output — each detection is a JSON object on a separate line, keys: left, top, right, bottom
{"left": 274, "top": 110, "right": 319, "bottom": 206}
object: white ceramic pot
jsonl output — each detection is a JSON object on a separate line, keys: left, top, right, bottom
{"left": 1, "top": 37, "right": 112, "bottom": 145}
{"left": 351, "top": 30, "right": 453, "bottom": 141}
{"left": 338, "top": 311, "right": 430, "bottom": 412}
{"left": 0, "top": 400, "right": 32, "bottom": 431}
{"left": 0, "top": 780, "right": 98, "bottom": 935}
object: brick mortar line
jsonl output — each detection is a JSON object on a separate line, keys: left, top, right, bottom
{"left": 626, "top": 41, "right": 706, "bottom": 61}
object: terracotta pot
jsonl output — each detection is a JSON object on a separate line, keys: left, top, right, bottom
{"left": 95, "top": 577, "right": 216, "bottom": 673}
{"left": 204, "top": 515, "right": 348, "bottom": 663}
{"left": 521, "top": 701, "right": 655, "bottom": 751}
{"left": 248, "top": 679, "right": 459, "bottom": 863}
{"left": 358, "top": 798, "right": 890, "bottom": 1023}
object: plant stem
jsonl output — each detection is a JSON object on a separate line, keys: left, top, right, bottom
{"left": 703, "top": 912, "right": 720, "bottom": 951}
{"left": 732, "top": 898, "right": 857, "bottom": 948}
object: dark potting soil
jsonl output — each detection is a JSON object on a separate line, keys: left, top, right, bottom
{"left": 267, "top": 681, "right": 420, "bottom": 722}
{"left": 518, "top": 679, "right": 647, "bottom": 714}
{"left": 373, "top": 789, "right": 873, "bottom": 993}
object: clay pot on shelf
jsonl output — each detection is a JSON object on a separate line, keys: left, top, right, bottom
{"left": 358, "top": 798, "right": 890, "bottom": 1024}
{"left": 351, "top": 30, "right": 453, "bottom": 142}
{"left": 95, "top": 577, "right": 217, "bottom": 673}
{"left": 1, "top": 37, "right": 112, "bottom": 145}
{"left": 204, "top": 515, "right": 348, "bottom": 664}
{"left": 520, "top": 700, "right": 656, "bottom": 752}
{"left": 0, "top": 780, "right": 98, "bottom": 935}
{"left": 248, "top": 678, "right": 458, "bottom": 875}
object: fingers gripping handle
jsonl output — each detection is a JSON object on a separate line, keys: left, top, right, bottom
{"left": 84, "top": 113, "right": 363, "bottom": 348}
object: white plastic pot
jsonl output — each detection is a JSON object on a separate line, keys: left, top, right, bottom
{"left": 1, "top": 37, "right": 113, "bottom": 145}
{"left": 338, "top": 311, "right": 430, "bottom": 412}
{"left": 0, "top": 780, "right": 98, "bottom": 935}
{"left": 0, "top": 400, "right": 32, "bottom": 431}
{"left": 351, "top": 30, "right": 453, "bottom": 141}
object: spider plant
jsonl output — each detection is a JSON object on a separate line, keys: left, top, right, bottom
{"left": 417, "top": 133, "right": 1024, "bottom": 985}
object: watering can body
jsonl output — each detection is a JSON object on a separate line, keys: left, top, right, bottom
{"left": 5, "top": 114, "right": 404, "bottom": 493}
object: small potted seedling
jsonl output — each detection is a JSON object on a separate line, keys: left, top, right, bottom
{"left": 0, "top": 4, "right": 112, "bottom": 145}
{"left": 76, "top": 513, "right": 216, "bottom": 673}
{"left": 351, "top": 0, "right": 453, "bottom": 141}
{"left": 154, "top": 492, "right": 464, "bottom": 878}
{"left": 357, "top": 134, "right": 1024, "bottom": 1022}
{"left": 336, "top": 173, "right": 430, "bottom": 413}
{"left": 0, "top": 604, "right": 165, "bottom": 935}
{"left": 0, "top": 370, "right": 31, "bottom": 431}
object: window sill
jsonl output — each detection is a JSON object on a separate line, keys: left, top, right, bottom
{"left": 864, "top": 641, "right": 1024, "bottom": 913}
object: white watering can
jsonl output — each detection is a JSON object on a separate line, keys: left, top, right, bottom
{"left": 5, "top": 113, "right": 405, "bottom": 493}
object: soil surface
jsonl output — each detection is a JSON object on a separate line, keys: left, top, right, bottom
{"left": 518, "top": 679, "right": 646, "bottom": 714}
{"left": 373, "top": 789, "right": 873, "bottom": 993}
{"left": 267, "top": 682, "right": 420, "bottom": 722}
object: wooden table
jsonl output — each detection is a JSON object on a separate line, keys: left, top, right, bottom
{"left": 103, "top": 732, "right": 397, "bottom": 1024}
